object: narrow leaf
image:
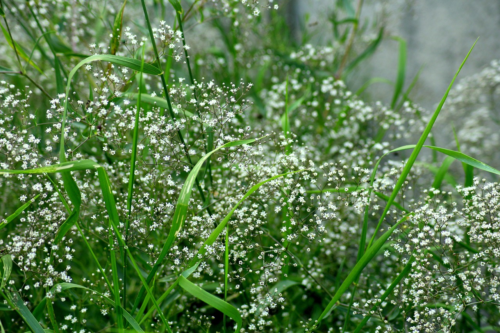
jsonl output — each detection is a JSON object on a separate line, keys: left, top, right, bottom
{"left": 178, "top": 276, "right": 242, "bottom": 332}
{"left": 0, "top": 195, "right": 39, "bottom": 230}
{"left": 1, "top": 255, "right": 12, "bottom": 290}
{"left": 110, "top": 0, "right": 127, "bottom": 55}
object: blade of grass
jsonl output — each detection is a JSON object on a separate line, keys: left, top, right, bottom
{"left": 354, "top": 77, "right": 393, "bottom": 96}
{"left": 3, "top": 291, "right": 45, "bottom": 333}
{"left": 390, "top": 37, "right": 407, "bottom": 109}
{"left": 352, "top": 255, "right": 416, "bottom": 332}
{"left": 430, "top": 156, "right": 455, "bottom": 195}
{"left": 366, "top": 38, "right": 478, "bottom": 250}
{"left": 310, "top": 214, "right": 411, "bottom": 330}
{"left": 0, "top": 195, "right": 39, "bottom": 230}
{"left": 453, "top": 125, "right": 474, "bottom": 187}
{"left": 343, "top": 27, "right": 383, "bottom": 78}
{"left": 109, "top": 220, "right": 124, "bottom": 331}
{"left": 0, "top": 22, "right": 42, "bottom": 73}
{"left": 110, "top": 0, "right": 127, "bottom": 55}
{"left": 223, "top": 223, "right": 229, "bottom": 333}
{"left": 178, "top": 276, "right": 242, "bottom": 333}
{"left": 0, "top": 254, "right": 12, "bottom": 290}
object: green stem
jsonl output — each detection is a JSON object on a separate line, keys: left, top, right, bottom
{"left": 109, "top": 220, "right": 124, "bottom": 331}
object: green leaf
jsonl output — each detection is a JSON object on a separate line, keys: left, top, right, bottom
{"left": 0, "top": 159, "right": 100, "bottom": 174}
{"left": 55, "top": 58, "right": 64, "bottom": 94}
{"left": 353, "top": 255, "right": 416, "bottom": 332}
{"left": 416, "top": 162, "right": 457, "bottom": 187}
{"left": 121, "top": 309, "right": 145, "bottom": 332}
{"left": 178, "top": 276, "right": 242, "bottom": 332}
{"left": 168, "top": 0, "right": 183, "bottom": 14}
{"left": 110, "top": 0, "right": 127, "bottom": 55}
{"left": 7, "top": 291, "right": 45, "bottom": 333}
{"left": 127, "top": 93, "right": 195, "bottom": 118}
{"left": 1, "top": 255, "right": 12, "bottom": 290}
{"left": 0, "top": 6, "right": 5, "bottom": 17}
{"left": 431, "top": 156, "right": 455, "bottom": 193}
{"left": 310, "top": 214, "right": 410, "bottom": 330}
{"left": 391, "top": 145, "right": 500, "bottom": 177}
{"left": 367, "top": 39, "right": 478, "bottom": 250}
{"left": 355, "top": 77, "right": 393, "bottom": 96}
{"left": 390, "top": 37, "right": 407, "bottom": 109}
{"left": 0, "top": 22, "right": 42, "bottom": 73}
{"left": 282, "top": 76, "right": 291, "bottom": 155}
{"left": 341, "top": 0, "right": 355, "bottom": 17}
{"left": 53, "top": 209, "right": 79, "bottom": 244}
{"left": 374, "top": 191, "right": 408, "bottom": 212}
{"left": 344, "top": 28, "right": 383, "bottom": 77}
{"left": 0, "top": 195, "right": 39, "bottom": 230}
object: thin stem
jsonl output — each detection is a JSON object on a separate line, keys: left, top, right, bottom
{"left": 109, "top": 220, "right": 124, "bottom": 331}
{"left": 1, "top": 6, "right": 24, "bottom": 72}
{"left": 335, "top": 0, "right": 364, "bottom": 78}
{"left": 22, "top": 73, "right": 53, "bottom": 99}
{"left": 223, "top": 224, "right": 229, "bottom": 333}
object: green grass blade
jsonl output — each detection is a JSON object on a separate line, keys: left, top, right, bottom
{"left": 431, "top": 156, "right": 455, "bottom": 193}
{"left": 110, "top": 0, "right": 127, "bottom": 55}
{"left": 109, "top": 220, "right": 124, "bottom": 331}
{"left": 1, "top": 255, "right": 12, "bottom": 290}
{"left": 0, "top": 160, "right": 100, "bottom": 174}
{"left": 282, "top": 76, "right": 291, "bottom": 155}
{"left": 373, "top": 191, "right": 408, "bottom": 212}
{"left": 344, "top": 27, "right": 384, "bottom": 77}
{"left": 54, "top": 209, "right": 79, "bottom": 244}
{"left": 390, "top": 37, "right": 407, "bottom": 109}
{"left": 416, "top": 162, "right": 457, "bottom": 187}
{"left": 1, "top": 290, "right": 45, "bottom": 333}
{"left": 0, "top": 22, "right": 42, "bottom": 73}
{"left": 178, "top": 276, "right": 242, "bottom": 333}
{"left": 452, "top": 127, "right": 474, "bottom": 187}
{"left": 168, "top": 0, "right": 183, "bottom": 14}
{"left": 223, "top": 224, "right": 229, "bottom": 333}
{"left": 310, "top": 214, "right": 411, "bottom": 330}
{"left": 0, "top": 195, "right": 39, "bottom": 230}
{"left": 354, "top": 77, "right": 393, "bottom": 96}
{"left": 366, "top": 38, "right": 478, "bottom": 250}
{"left": 353, "top": 255, "right": 415, "bottom": 332}
{"left": 126, "top": 93, "right": 195, "bottom": 118}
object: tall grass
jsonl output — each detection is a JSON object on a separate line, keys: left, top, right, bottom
{"left": 0, "top": 1, "right": 498, "bottom": 332}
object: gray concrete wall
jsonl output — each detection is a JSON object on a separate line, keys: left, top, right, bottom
{"left": 297, "top": 0, "right": 500, "bottom": 109}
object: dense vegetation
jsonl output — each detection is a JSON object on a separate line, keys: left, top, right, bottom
{"left": 1, "top": 1, "right": 499, "bottom": 332}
